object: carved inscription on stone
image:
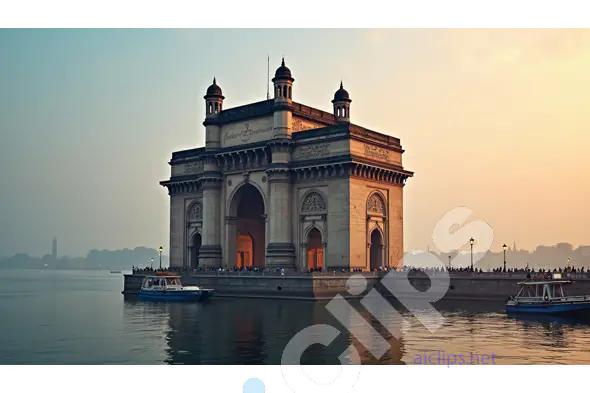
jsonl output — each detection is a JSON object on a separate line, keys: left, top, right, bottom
{"left": 297, "top": 144, "right": 329, "bottom": 159}
{"left": 367, "top": 194, "right": 385, "bottom": 215}
{"left": 187, "top": 202, "right": 202, "bottom": 221}
{"left": 292, "top": 119, "right": 319, "bottom": 132}
{"left": 364, "top": 144, "right": 389, "bottom": 160}
{"left": 184, "top": 161, "right": 204, "bottom": 174}
{"left": 302, "top": 192, "right": 326, "bottom": 212}
{"left": 224, "top": 122, "right": 272, "bottom": 144}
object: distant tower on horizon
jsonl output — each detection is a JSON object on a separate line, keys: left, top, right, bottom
{"left": 52, "top": 238, "right": 57, "bottom": 259}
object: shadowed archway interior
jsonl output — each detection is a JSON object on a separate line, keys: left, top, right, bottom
{"left": 370, "top": 229, "right": 382, "bottom": 270}
{"left": 228, "top": 184, "right": 266, "bottom": 268}
{"left": 306, "top": 228, "right": 323, "bottom": 270}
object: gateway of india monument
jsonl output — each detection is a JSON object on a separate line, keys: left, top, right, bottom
{"left": 160, "top": 59, "right": 413, "bottom": 272}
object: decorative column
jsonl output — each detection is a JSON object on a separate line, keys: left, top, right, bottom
{"left": 300, "top": 242, "right": 307, "bottom": 272}
{"left": 199, "top": 154, "right": 222, "bottom": 268}
{"left": 266, "top": 156, "right": 295, "bottom": 268}
{"left": 265, "top": 58, "right": 296, "bottom": 269}
{"left": 322, "top": 242, "right": 327, "bottom": 271}
{"left": 224, "top": 216, "right": 237, "bottom": 269}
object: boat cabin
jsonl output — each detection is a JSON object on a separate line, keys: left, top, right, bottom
{"left": 141, "top": 275, "right": 183, "bottom": 290}
{"left": 514, "top": 280, "right": 572, "bottom": 302}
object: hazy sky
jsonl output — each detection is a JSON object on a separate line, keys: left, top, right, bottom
{"left": 1, "top": 29, "right": 589, "bottom": 257}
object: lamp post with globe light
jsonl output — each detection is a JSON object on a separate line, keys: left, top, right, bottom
{"left": 503, "top": 244, "right": 508, "bottom": 272}
{"left": 469, "top": 237, "right": 475, "bottom": 271}
{"left": 159, "top": 246, "right": 164, "bottom": 270}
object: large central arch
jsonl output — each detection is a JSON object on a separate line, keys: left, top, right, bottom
{"left": 227, "top": 183, "right": 266, "bottom": 268}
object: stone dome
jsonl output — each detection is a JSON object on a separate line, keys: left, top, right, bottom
{"left": 333, "top": 81, "right": 351, "bottom": 102}
{"left": 205, "top": 77, "right": 223, "bottom": 97}
{"left": 272, "top": 58, "right": 294, "bottom": 81}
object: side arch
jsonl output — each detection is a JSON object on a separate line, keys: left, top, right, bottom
{"left": 304, "top": 223, "right": 326, "bottom": 240}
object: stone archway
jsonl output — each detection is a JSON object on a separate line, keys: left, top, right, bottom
{"left": 370, "top": 229, "right": 383, "bottom": 271}
{"left": 306, "top": 228, "right": 323, "bottom": 271}
{"left": 228, "top": 183, "right": 266, "bottom": 268}
{"left": 191, "top": 233, "right": 202, "bottom": 270}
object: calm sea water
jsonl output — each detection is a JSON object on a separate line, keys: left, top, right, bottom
{"left": 1, "top": 269, "right": 590, "bottom": 365}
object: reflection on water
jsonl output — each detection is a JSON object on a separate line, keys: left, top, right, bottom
{"left": 122, "top": 296, "right": 590, "bottom": 365}
{"left": 1, "top": 270, "right": 590, "bottom": 364}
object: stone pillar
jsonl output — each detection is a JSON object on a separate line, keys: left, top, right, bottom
{"left": 199, "top": 155, "right": 222, "bottom": 268}
{"left": 322, "top": 242, "right": 327, "bottom": 271}
{"left": 266, "top": 163, "right": 295, "bottom": 269}
{"left": 300, "top": 242, "right": 308, "bottom": 272}
{"left": 225, "top": 216, "right": 237, "bottom": 269}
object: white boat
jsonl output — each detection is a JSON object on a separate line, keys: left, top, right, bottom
{"left": 139, "top": 274, "right": 215, "bottom": 301}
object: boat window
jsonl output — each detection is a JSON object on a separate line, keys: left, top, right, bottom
{"left": 167, "top": 278, "right": 181, "bottom": 286}
{"left": 159, "top": 279, "right": 166, "bottom": 287}
{"left": 145, "top": 279, "right": 153, "bottom": 287}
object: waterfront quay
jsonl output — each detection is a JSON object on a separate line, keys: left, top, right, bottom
{"left": 122, "top": 269, "right": 590, "bottom": 301}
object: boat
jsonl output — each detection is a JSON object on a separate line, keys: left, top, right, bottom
{"left": 138, "top": 274, "right": 215, "bottom": 301}
{"left": 110, "top": 270, "right": 122, "bottom": 274}
{"left": 506, "top": 278, "right": 590, "bottom": 315}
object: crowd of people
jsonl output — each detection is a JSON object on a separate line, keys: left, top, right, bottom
{"left": 132, "top": 264, "right": 590, "bottom": 277}
{"left": 132, "top": 266, "right": 185, "bottom": 273}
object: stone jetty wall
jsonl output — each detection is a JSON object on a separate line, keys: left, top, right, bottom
{"left": 123, "top": 272, "right": 590, "bottom": 301}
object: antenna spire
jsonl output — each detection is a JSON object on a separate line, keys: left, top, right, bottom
{"left": 267, "top": 55, "right": 270, "bottom": 100}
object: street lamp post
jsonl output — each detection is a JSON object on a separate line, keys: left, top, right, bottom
{"left": 448, "top": 255, "right": 451, "bottom": 271}
{"left": 469, "top": 237, "right": 475, "bottom": 271}
{"left": 150, "top": 257, "right": 154, "bottom": 269}
{"left": 158, "top": 246, "right": 164, "bottom": 270}
{"left": 503, "top": 244, "right": 508, "bottom": 272}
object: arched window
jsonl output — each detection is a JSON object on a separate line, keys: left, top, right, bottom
{"left": 301, "top": 191, "right": 327, "bottom": 213}
{"left": 214, "top": 102, "right": 218, "bottom": 113}
{"left": 208, "top": 102, "right": 212, "bottom": 114}
{"left": 288, "top": 86, "right": 292, "bottom": 99}
{"left": 367, "top": 193, "right": 386, "bottom": 216}
{"left": 283, "top": 85, "right": 287, "bottom": 98}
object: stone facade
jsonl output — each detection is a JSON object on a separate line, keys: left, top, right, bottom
{"left": 160, "top": 60, "right": 413, "bottom": 271}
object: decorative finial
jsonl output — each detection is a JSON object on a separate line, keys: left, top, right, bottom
{"left": 213, "top": 77, "right": 216, "bottom": 85}
{"left": 340, "top": 80, "right": 343, "bottom": 89}
{"left": 281, "top": 57, "right": 285, "bottom": 66}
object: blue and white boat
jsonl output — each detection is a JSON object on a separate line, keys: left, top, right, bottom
{"left": 139, "top": 274, "right": 215, "bottom": 301}
{"left": 506, "top": 278, "right": 590, "bottom": 314}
